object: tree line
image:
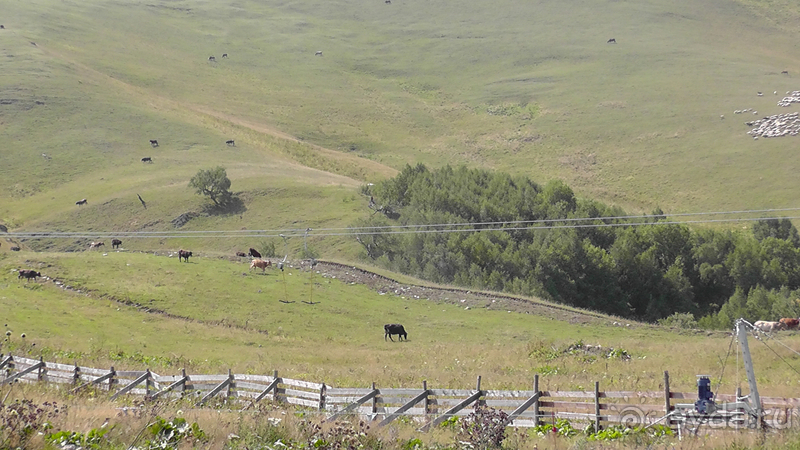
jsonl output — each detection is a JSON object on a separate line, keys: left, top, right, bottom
{"left": 353, "top": 164, "right": 800, "bottom": 327}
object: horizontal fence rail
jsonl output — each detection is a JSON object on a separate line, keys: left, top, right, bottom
{"left": 2, "top": 355, "right": 798, "bottom": 433}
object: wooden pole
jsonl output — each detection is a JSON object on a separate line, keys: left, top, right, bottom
{"left": 594, "top": 381, "right": 601, "bottom": 431}
{"left": 37, "top": 356, "right": 46, "bottom": 382}
{"left": 181, "top": 368, "right": 187, "bottom": 394}
{"left": 226, "top": 369, "right": 234, "bottom": 399}
{"left": 73, "top": 364, "right": 80, "bottom": 385}
{"left": 273, "top": 370, "right": 279, "bottom": 403}
{"left": 109, "top": 366, "right": 116, "bottom": 391}
{"left": 423, "top": 380, "right": 429, "bottom": 417}
{"left": 319, "top": 384, "right": 326, "bottom": 410}
{"left": 533, "top": 375, "right": 540, "bottom": 426}
{"left": 476, "top": 375, "right": 483, "bottom": 408}
{"left": 145, "top": 369, "right": 153, "bottom": 397}
{"left": 371, "top": 382, "right": 378, "bottom": 418}
{"left": 664, "top": 371, "right": 671, "bottom": 416}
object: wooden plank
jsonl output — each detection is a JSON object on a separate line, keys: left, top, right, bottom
{"left": 11, "top": 356, "right": 39, "bottom": 365}
{"left": 44, "top": 361, "right": 77, "bottom": 372}
{"left": 539, "top": 401, "right": 602, "bottom": 411}
{"left": 378, "top": 390, "right": 429, "bottom": 427}
{"left": 327, "top": 389, "right": 379, "bottom": 422}
{"left": 421, "top": 391, "right": 483, "bottom": 431}
{"left": 1, "top": 361, "right": 44, "bottom": 385}
{"left": 603, "top": 391, "right": 666, "bottom": 399}
{"left": 196, "top": 377, "right": 231, "bottom": 405}
{"left": 115, "top": 371, "right": 148, "bottom": 378}
{"left": 540, "top": 391, "right": 595, "bottom": 399}
{"left": 327, "top": 388, "right": 374, "bottom": 396}
{"left": 233, "top": 374, "right": 276, "bottom": 383}
{"left": 236, "top": 381, "right": 272, "bottom": 392}
{"left": 282, "top": 378, "right": 324, "bottom": 390}
{"left": 285, "top": 397, "right": 319, "bottom": 408}
{"left": 244, "top": 377, "right": 280, "bottom": 410}
{"left": 377, "top": 396, "right": 424, "bottom": 405}
{"left": 111, "top": 371, "right": 149, "bottom": 400}
{"left": 380, "top": 388, "right": 429, "bottom": 396}
{"left": 285, "top": 387, "right": 323, "bottom": 401}
{"left": 761, "top": 397, "right": 800, "bottom": 405}
{"left": 504, "top": 392, "right": 541, "bottom": 426}
{"left": 429, "top": 389, "right": 474, "bottom": 397}
{"left": 484, "top": 390, "right": 536, "bottom": 398}
{"left": 149, "top": 376, "right": 188, "bottom": 400}
{"left": 187, "top": 374, "right": 229, "bottom": 382}
{"left": 605, "top": 403, "right": 666, "bottom": 413}
{"left": 0, "top": 355, "right": 12, "bottom": 370}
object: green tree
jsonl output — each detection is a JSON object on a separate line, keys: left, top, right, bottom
{"left": 189, "top": 167, "right": 231, "bottom": 206}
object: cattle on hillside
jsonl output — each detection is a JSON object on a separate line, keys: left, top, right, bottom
{"left": 250, "top": 259, "right": 272, "bottom": 272}
{"left": 384, "top": 324, "right": 407, "bottom": 341}
{"left": 780, "top": 318, "right": 799, "bottom": 330}
{"left": 149, "top": 139, "right": 159, "bottom": 147}
{"left": 141, "top": 157, "right": 152, "bottom": 163}
{"left": 112, "top": 239, "right": 122, "bottom": 249}
{"left": 236, "top": 251, "right": 246, "bottom": 257}
{"left": 607, "top": 38, "right": 616, "bottom": 43}
{"left": 249, "top": 248, "right": 262, "bottom": 258}
{"left": 89, "top": 241, "right": 104, "bottom": 249}
{"left": 178, "top": 250, "right": 192, "bottom": 262}
{"left": 76, "top": 198, "right": 88, "bottom": 206}
{"left": 754, "top": 320, "right": 787, "bottom": 333}
{"left": 18, "top": 269, "right": 42, "bottom": 281}
{"left": 226, "top": 140, "right": 235, "bottom": 146}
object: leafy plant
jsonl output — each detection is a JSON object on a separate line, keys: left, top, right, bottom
{"left": 47, "top": 426, "right": 112, "bottom": 450}
{"left": 189, "top": 166, "right": 232, "bottom": 206}
{"left": 0, "top": 399, "right": 63, "bottom": 449}
{"left": 457, "top": 406, "right": 509, "bottom": 449}
{"left": 137, "top": 416, "right": 206, "bottom": 450}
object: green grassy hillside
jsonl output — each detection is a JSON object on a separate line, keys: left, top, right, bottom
{"left": 3, "top": 251, "right": 800, "bottom": 396}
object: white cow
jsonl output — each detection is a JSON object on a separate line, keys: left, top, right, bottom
{"left": 754, "top": 320, "right": 787, "bottom": 333}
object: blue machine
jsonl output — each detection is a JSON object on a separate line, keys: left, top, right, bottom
{"left": 694, "top": 376, "right": 716, "bottom": 414}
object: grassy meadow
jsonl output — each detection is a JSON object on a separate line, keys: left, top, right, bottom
{"left": 4, "top": 250, "right": 800, "bottom": 400}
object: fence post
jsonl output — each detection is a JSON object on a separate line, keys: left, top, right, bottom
{"left": 226, "top": 369, "right": 234, "bottom": 399}
{"left": 594, "top": 381, "right": 601, "bottom": 431}
{"left": 273, "top": 370, "right": 279, "bottom": 403}
{"left": 533, "top": 375, "right": 540, "bottom": 426}
{"left": 145, "top": 369, "right": 153, "bottom": 397}
{"left": 181, "top": 368, "right": 187, "bottom": 394}
{"left": 109, "top": 366, "right": 116, "bottom": 392}
{"left": 475, "top": 376, "right": 483, "bottom": 408}
{"left": 38, "top": 356, "right": 46, "bottom": 382}
{"left": 423, "top": 380, "right": 429, "bottom": 417}
{"left": 319, "top": 383, "right": 326, "bottom": 410}
{"left": 371, "top": 382, "right": 378, "bottom": 417}
{"left": 664, "top": 371, "right": 671, "bottom": 417}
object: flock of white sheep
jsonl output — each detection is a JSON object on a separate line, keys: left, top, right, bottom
{"left": 739, "top": 90, "right": 800, "bottom": 139}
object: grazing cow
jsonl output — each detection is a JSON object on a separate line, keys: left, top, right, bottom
{"left": 384, "top": 324, "right": 407, "bottom": 341}
{"left": 780, "top": 318, "right": 800, "bottom": 330}
{"left": 226, "top": 140, "right": 235, "bottom": 146}
{"left": 250, "top": 259, "right": 272, "bottom": 272}
{"left": 249, "top": 248, "right": 262, "bottom": 258}
{"left": 315, "top": 51, "right": 323, "bottom": 56}
{"left": 222, "top": 53, "right": 228, "bottom": 58}
{"left": 10, "top": 246, "right": 20, "bottom": 251}
{"left": 178, "top": 250, "right": 192, "bottom": 262}
{"left": 0, "top": 25, "right": 4, "bottom": 29}
{"left": 209, "top": 56, "right": 216, "bottom": 61}
{"left": 607, "top": 38, "right": 616, "bottom": 44}
{"left": 236, "top": 251, "right": 246, "bottom": 257}
{"left": 782, "top": 71, "right": 789, "bottom": 74}
{"left": 754, "top": 320, "right": 787, "bottom": 333}
{"left": 112, "top": 239, "right": 122, "bottom": 249}
{"left": 89, "top": 241, "right": 104, "bottom": 249}
{"left": 18, "top": 269, "right": 42, "bottom": 281}
{"left": 141, "top": 157, "right": 153, "bottom": 163}
{"left": 76, "top": 198, "right": 88, "bottom": 206}
{"left": 149, "top": 139, "right": 159, "bottom": 147}
{"left": 385, "top": 0, "right": 391, "bottom": 3}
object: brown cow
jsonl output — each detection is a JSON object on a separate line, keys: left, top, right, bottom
{"left": 779, "top": 318, "right": 799, "bottom": 330}
{"left": 250, "top": 259, "right": 272, "bottom": 272}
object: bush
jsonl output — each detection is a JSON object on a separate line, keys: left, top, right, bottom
{"left": 1, "top": 399, "right": 63, "bottom": 449}
{"left": 457, "top": 406, "right": 509, "bottom": 449}
{"left": 658, "top": 312, "right": 698, "bottom": 329}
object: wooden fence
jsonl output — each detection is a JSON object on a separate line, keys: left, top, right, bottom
{"left": 2, "top": 355, "right": 798, "bottom": 431}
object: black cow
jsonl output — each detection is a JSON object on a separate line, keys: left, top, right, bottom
{"left": 249, "top": 248, "right": 262, "bottom": 258}
{"left": 226, "top": 140, "right": 235, "bottom": 146}
{"left": 782, "top": 71, "right": 789, "bottom": 75}
{"left": 607, "top": 38, "right": 616, "bottom": 43}
{"left": 10, "top": 246, "right": 20, "bottom": 251}
{"left": 384, "top": 324, "right": 407, "bottom": 341}
{"left": 222, "top": 53, "right": 228, "bottom": 58}
{"left": 141, "top": 157, "right": 152, "bottom": 163}
{"left": 18, "top": 269, "right": 42, "bottom": 281}
{"left": 236, "top": 251, "right": 247, "bottom": 257}
{"left": 112, "top": 239, "right": 122, "bottom": 249}
{"left": 149, "top": 139, "right": 159, "bottom": 147}
{"left": 178, "top": 249, "right": 192, "bottom": 262}
{"left": 76, "top": 198, "right": 88, "bottom": 206}
{"left": 209, "top": 56, "right": 216, "bottom": 61}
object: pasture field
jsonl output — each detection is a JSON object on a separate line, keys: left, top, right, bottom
{"left": 2, "top": 0, "right": 800, "bottom": 252}
{"left": 3, "top": 251, "right": 800, "bottom": 398}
